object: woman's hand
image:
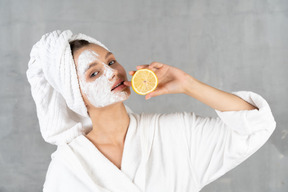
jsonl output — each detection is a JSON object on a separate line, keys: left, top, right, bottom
{"left": 123, "top": 61, "right": 257, "bottom": 111}
{"left": 124, "top": 62, "right": 193, "bottom": 100}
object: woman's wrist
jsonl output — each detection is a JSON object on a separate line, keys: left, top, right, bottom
{"left": 182, "top": 75, "right": 201, "bottom": 96}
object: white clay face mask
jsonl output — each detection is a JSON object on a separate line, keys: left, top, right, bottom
{"left": 77, "top": 49, "right": 128, "bottom": 108}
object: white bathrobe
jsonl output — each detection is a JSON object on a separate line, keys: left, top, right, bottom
{"left": 43, "top": 91, "right": 276, "bottom": 192}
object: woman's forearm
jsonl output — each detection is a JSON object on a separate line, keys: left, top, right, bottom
{"left": 183, "top": 75, "right": 258, "bottom": 112}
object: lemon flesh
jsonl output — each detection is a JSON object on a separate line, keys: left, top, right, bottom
{"left": 131, "top": 69, "right": 158, "bottom": 95}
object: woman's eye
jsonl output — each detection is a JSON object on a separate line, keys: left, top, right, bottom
{"left": 108, "top": 60, "right": 116, "bottom": 66}
{"left": 90, "top": 71, "right": 99, "bottom": 78}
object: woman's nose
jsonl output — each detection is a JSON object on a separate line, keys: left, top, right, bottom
{"left": 109, "top": 67, "right": 118, "bottom": 81}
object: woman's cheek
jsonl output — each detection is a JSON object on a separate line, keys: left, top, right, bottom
{"left": 79, "top": 64, "right": 128, "bottom": 108}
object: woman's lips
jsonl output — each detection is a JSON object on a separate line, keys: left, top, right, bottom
{"left": 111, "top": 80, "right": 125, "bottom": 91}
{"left": 111, "top": 83, "right": 127, "bottom": 92}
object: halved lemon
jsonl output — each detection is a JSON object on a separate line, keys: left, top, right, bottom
{"left": 131, "top": 69, "right": 158, "bottom": 95}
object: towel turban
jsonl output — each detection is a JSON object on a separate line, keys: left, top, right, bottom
{"left": 26, "top": 30, "right": 132, "bottom": 145}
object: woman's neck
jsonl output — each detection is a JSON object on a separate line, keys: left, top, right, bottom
{"left": 85, "top": 102, "right": 130, "bottom": 146}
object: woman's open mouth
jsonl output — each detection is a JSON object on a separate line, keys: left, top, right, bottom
{"left": 111, "top": 80, "right": 125, "bottom": 91}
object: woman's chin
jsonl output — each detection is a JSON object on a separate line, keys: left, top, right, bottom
{"left": 91, "top": 94, "right": 130, "bottom": 109}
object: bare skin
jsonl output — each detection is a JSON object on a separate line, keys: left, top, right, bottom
{"left": 73, "top": 44, "right": 131, "bottom": 169}
{"left": 126, "top": 63, "right": 258, "bottom": 111}
{"left": 73, "top": 44, "right": 258, "bottom": 170}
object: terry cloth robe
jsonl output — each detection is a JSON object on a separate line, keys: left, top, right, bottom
{"left": 43, "top": 91, "right": 276, "bottom": 192}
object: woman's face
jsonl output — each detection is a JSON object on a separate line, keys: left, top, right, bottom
{"left": 73, "top": 43, "right": 131, "bottom": 109}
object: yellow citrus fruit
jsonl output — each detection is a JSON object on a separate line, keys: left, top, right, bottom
{"left": 131, "top": 69, "right": 158, "bottom": 95}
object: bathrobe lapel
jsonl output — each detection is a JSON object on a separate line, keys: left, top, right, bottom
{"left": 55, "top": 113, "right": 156, "bottom": 192}
{"left": 134, "top": 113, "right": 158, "bottom": 191}
{"left": 56, "top": 144, "right": 111, "bottom": 192}
{"left": 57, "top": 137, "right": 143, "bottom": 192}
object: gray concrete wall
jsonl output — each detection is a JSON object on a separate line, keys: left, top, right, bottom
{"left": 0, "top": 0, "right": 287, "bottom": 191}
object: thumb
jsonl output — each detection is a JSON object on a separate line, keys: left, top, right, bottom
{"left": 149, "top": 62, "right": 164, "bottom": 70}
{"left": 145, "top": 89, "right": 166, "bottom": 100}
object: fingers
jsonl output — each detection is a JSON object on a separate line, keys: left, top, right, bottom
{"left": 145, "top": 88, "right": 166, "bottom": 100}
{"left": 134, "top": 62, "right": 164, "bottom": 73}
{"left": 136, "top": 64, "right": 150, "bottom": 70}
{"left": 123, "top": 81, "right": 132, "bottom": 87}
{"left": 148, "top": 62, "right": 164, "bottom": 70}
{"left": 128, "top": 63, "right": 153, "bottom": 76}
{"left": 129, "top": 71, "right": 136, "bottom": 76}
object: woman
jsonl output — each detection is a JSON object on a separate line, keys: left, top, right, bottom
{"left": 27, "top": 30, "right": 276, "bottom": 192}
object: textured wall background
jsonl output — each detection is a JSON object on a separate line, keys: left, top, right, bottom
{"left": 0, "top": 0, "right": 287, "bottom": 191}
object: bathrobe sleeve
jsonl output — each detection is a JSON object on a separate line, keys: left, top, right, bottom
{"left": 181, "top": 91, "right": 276, "bottom": 189}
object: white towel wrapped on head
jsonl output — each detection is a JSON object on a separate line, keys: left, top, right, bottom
{"left": 26, "top": 30, "right": 132, "bottom": 145}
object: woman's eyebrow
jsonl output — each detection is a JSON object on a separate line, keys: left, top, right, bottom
{"left": 84, "top": 52, "right": 113, "bottom": 73}
{"left": 85, "top": 62, "right": 98, "bottom": 73}
{"left": 105, "top": 52, "right": 113, "bottom": 59}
